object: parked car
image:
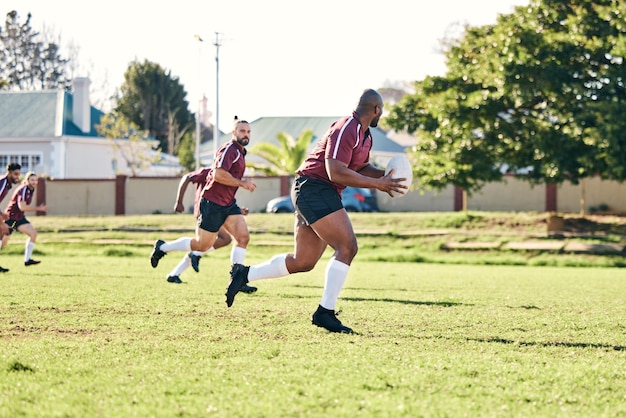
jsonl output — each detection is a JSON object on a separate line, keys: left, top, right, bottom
{"left": 266, "top": 187, "right": 378, "bottom": 213}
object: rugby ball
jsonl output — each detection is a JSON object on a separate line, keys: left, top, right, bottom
{"left": 384, "top": 155, "right": 413, "bottom": 197}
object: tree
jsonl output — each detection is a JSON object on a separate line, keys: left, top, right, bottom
{"left": 385, "top": 0, "right": 626, "bottom": 207}
{"left": 247, "top": 129, "right": 313, "bottom": 175}
{"left": 0, "top": 11, "right": 71, "bottom": 91}
{"left": 115, "top": 59, "right": 194, "bottom": 155}
{"left": 96, "top": 112, "right": 162, "bottom": 176}
{"left": 176, "top": 131, "right": 197, "bottom": 172}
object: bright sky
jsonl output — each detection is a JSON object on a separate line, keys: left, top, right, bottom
{"left": 12, "top": 0, "right": 528, "bottom": 130}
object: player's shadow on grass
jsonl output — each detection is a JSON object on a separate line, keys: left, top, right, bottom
{"left": 343, "top": 296, "right": 466, "bottom": 307}
{"left": 468, "top": 337, "right": 626, "bottom": 351}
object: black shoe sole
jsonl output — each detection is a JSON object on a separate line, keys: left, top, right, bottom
{"left": 225, "top": 264, "right": 249, "bottom": 307}
{"left": 150, "top": 240, "right": 165, "bottom": 268}
{"left": 240, "top": 285, "right": 257, "bottom": 294}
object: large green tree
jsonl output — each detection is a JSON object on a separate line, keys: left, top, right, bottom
{"left": 0, "top": 10, "right": 71, "bottom": 91}
{"left": 385, "top": 0, "right": 626, "bottom": 197}
{"left": 115, "top": 59, "right": 194, "bottom": 155}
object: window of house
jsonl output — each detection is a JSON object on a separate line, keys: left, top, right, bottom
{"left": 0, "top": 153, "right": 42, "bottom": 173}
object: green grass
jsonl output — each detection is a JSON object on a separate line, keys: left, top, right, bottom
{"left": 1, "top": 214, "right": 626, "bottom": 417}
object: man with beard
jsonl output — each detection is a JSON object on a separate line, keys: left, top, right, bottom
{"left": 224, "top": 89, "right": 408, "bottom": 333}
{"left": 150, "top": 117, "right": 257, "bottom": 284}
{"left": 164, "top": 165, "right": 257, "bottom": 293}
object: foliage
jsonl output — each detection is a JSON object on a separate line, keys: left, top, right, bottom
{"left": 114, "top": 59, "right": 194, "bottom": 154}
{"left": 0, "top": 10, "right": 71, "bottom": 91}
{"left": 386, "top": 0, "right": 626, "bottom": 195}
{"left": 96, "top": 112, "right": 162, "bottom": 176}
{"left": 176, "top": 130, "right": 197, "bottom": 172}
{"left": 247, "top": 129, "right": 313, "bottom": 175}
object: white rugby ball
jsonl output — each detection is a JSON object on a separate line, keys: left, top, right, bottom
{"left": 384, "top": 155, "right": 413, "bottom": 197}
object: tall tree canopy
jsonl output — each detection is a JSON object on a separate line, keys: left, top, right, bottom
{"left": 115, "top": 59, "right": 194, "bottom": 155}
{"left": 0, "top": 10, "right": 71, "bottom": 91}
{"left": 385, "top": 0, "right": 626, "bottom": 195}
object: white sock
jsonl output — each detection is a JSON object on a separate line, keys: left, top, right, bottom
{"left": 160, "top": 237, "right": 192, "bottom": 252}
{"left": 192, "top": 248, "right": 212, "bottom": 257}
{"left": 25, "top": 240, "right": 35, "bottom": 261}
{"left": 248, "top": 254, "right": 289, "bottom": 282}
{"left": 168, "top": 254, "right": 191, "bottom": 277}
{"left": 0, "top": 241, "right": 3, "bottom": 250}
{"left": 320, "top": 257, "right": 350, "bottom": 311}
{"left": 231, "top": 246, "right": 246, "bottom": 264}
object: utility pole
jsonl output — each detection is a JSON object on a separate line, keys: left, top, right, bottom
{"left": 213, "top": 32, "right": 221, "bottom": 163}
{"left": 194, "top": 34, "right": 203, "bottom": 169}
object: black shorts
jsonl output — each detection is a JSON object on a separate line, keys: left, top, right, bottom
{"left": 198, "top": 198, "right": 242, "bottom": 233}
{"left": 292, "top": 176, "right": 343, "bottom": 226}
{"left": 4, "top": 217, "right": 29, "bottom": 235}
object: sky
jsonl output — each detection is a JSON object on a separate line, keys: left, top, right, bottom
{"left": 12, "top": 0, "right": 529, "bottom": 130}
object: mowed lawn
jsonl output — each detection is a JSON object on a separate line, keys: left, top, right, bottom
{"left": 1, "top": 239, "right": 625, "bottom": 417}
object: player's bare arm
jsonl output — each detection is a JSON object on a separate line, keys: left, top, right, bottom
{"left": 325, "top": 159, "right": 405, "bottom": 196}
{"left": 174, "top": 175, "right": 191, "bottom": 213}
{"left": 213, "top": 168, "right": 256, "bottom": 192}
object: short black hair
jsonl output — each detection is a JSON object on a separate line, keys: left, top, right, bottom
{"left": 7, "top": 163, "right": 21, "bottom": 172}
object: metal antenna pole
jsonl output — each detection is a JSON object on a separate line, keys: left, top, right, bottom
{"left": 194, "top": 34, "right": 203, "bottom": 169}
{"left": 213, "top": 32, "right": 221, "bottom": 163}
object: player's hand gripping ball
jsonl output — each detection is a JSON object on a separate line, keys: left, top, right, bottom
{"left": 384, "top": 155, "right": 413, "bottom": 197}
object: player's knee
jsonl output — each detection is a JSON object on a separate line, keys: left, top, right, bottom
{"left": 295, "top": 260, "right": 317, "bottom": 273}
{"left": 234, "top": 232, "right": 250, "bottom": 247}
{"left": 339, "top": 240, "right": 358, "bottom": 261}
{"left": 220, "top": 234, "right": 233, "bottom": 246}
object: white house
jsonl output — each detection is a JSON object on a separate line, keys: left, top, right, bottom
{"left": 0, "top": 77, "right": 183, "bottom": 178}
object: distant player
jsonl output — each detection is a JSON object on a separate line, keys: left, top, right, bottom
{"left": 150, "top": 117, "right": 257, "bottom": 288}
{"left": 0, "top": 163, "right": 22, "bottom": 272}
{"left": 2, "top": 171, "right": 48, "bottom": 266}
{"left": 166, "top": 166, "right": 257, "bottom": 293}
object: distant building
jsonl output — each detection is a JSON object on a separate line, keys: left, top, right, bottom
{"left": 0, "top": 77, "right": 182, "bottom": 178}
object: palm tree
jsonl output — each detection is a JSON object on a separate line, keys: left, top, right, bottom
{"left": 247, "top": 129, "right": 313, "bottom": 175}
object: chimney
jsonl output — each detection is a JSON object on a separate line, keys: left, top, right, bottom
{"left": 72, "top": 77, "right": 91, "bottom": 134}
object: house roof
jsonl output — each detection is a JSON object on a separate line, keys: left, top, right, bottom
{"left": 199, "top": 116, "right": 408, "bottom": 164}
{"left": 0, "top": 90, "right": 104, "bottom": 137}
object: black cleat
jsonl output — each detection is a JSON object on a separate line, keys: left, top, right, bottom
{"left": 311, "top": 305, "right": 354, "bottom": 334}
{"left": 167, "top": 275, "right": 183, "bottom": 284}
{"left": 150, "top": 240, "right": 166, "bottom": 268}
{"left": 0, "top": 265, "right": 8, "bottom": 273}
{"left": 188, "top": 252, "right": 201, "bottom": 273}
{"left": 24, "top": 259, "right": 41, "bottom": 266}
{"left": 240, "top": 284, "right": 257, "bottom": 294}
{"left": 225, "top": 264, "right": 249, "bottom": 307}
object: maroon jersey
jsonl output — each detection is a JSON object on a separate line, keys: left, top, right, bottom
{"left": 5, "top": 184, "right": 33, "bottom": 221}
{"left": 0, "top": 174, "right": 13, "bottom": 202}
{"left": 202, "top": 140, "right": 247, "bottom": 206}
{"left": 186, "top": 167, "right": 211, "bottom": 217}
{"left": 297, "top": 111, "right": 372, "bottom": 193}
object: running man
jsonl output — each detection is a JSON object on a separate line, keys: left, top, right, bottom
{"left": 2, "top": 171, "right": 48, "bottom": 266}
{"left": 166, "top": 165, "right": 257, "bottom": 293}
{"left": 0, "top": 163, "right": 22, "bottom": 272}
{"left": 150, "top": 117, "right": 257, "bottom": 285}
{"left": 224, "top": 89, "right": 407, "bottom": 333}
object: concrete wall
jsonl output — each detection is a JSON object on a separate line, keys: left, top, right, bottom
{"left": 45, "top": 178, "right": 116, "bottom": 215}
{"left": 376, "top": 185, "right": 455, "bottom": 212}
{"left": 35, "top": 175, "right": 626, "bottom": 216}
{"left": 558, "top": 177, "right": 626, "bottom": 214}
{"left": 468, "top": 176, "right": 546, "bottom": 212}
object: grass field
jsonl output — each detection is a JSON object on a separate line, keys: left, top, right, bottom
{"left": 1, "top": 213, "right": 625, "bottom": 417}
